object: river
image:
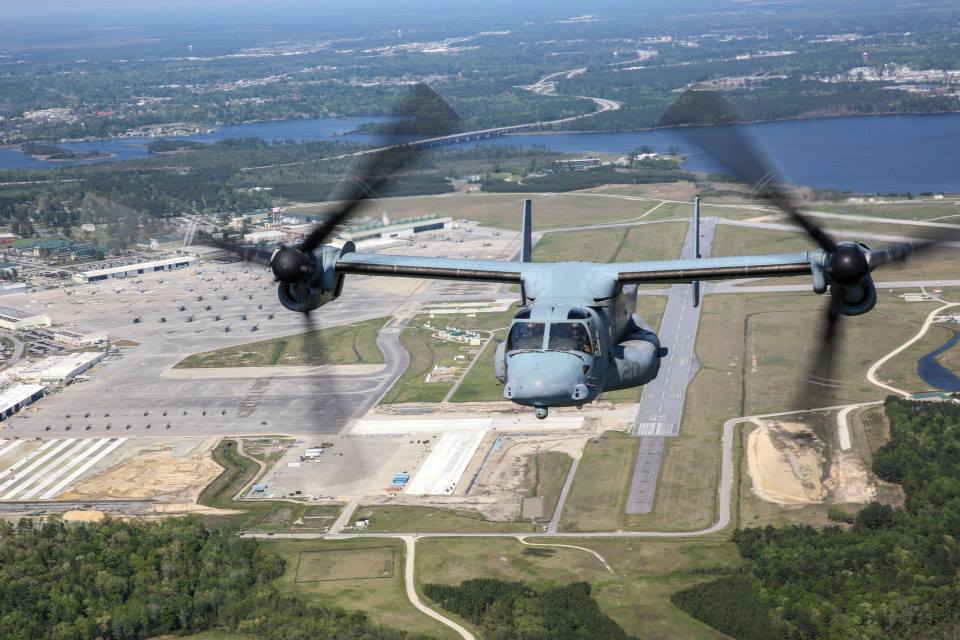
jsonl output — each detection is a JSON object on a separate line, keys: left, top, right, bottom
{"left": 917, "top": 331, "right": 960, "bottom": 393}
{"left": 2, "top": 112, "right": 960, "bottom": 194}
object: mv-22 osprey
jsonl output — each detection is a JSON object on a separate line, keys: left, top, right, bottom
{"left": 224, "top": 89, "right": 951, "bottom": 419}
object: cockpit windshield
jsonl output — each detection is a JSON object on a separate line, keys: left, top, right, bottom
{"left": 548, "top": 322, "right": 592, "bottom": 354}
{"left": 507, "top": 322, "right": 545, "bottom": 351}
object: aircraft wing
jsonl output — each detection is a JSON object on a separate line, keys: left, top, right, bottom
{"left": 336, "top": 251, "right": 525, "bottom": 283}
{"left": 336, "top": 250, "right": 819, "bottom": 286}
{"left": 609, "top": 251, "right": 817, "bottom": 284}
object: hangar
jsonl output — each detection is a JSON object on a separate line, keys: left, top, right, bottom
{"left": 72, "top": 256, "right": 198, "bottom": 284}
{"left": 0, "top": 305, "right": 51, "bottom": 331}
{"left": 0, "top": 384, "right": 45, "bottom": 421}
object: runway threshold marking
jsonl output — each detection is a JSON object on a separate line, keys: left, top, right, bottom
{"left": 40, "top": 438, "right": 127, "bottom": 500}
{"left": 0, "top": 439, "right": 76, "bottom": 492}
{"left": 0, "top": 440, "right": 24, "bottom": 458}
{"left": 19, "top": 439, "right": 115, "bottom": 500}
{"left": 2, "top": 438, "right": 102, "bottom": 500}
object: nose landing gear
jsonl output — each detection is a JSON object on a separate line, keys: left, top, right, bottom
{"left": 534, "top": 406, "right": 549, "bottom": 420}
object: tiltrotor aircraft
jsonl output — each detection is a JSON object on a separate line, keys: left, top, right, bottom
{"left": 212, "top": 88, "right": 952, "bottom": 419}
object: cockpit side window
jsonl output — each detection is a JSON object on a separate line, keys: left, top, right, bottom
{"left": 507, "top": 322, "right": 545, "bottom": 351}
{"left": 548, "top": 322, "right": 592, "bottom": 354}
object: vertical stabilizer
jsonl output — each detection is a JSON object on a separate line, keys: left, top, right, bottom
{"left": 692, "top": 196, "right": 701, "bottom": 307}
{"left": 521, "top": 199, "right": 533, "bottom": 263}
{"left": 694, "top": 196, "right": 701, "bottom": 259}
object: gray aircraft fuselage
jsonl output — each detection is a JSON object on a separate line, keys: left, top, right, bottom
{"left": 494, "top": 264, "right": 663, "bottom": 419}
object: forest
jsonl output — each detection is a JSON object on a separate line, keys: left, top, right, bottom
{"left": 0, "top": 516, "right": 425, "bottom": 640}
{"left": 672, "top": 399, "right": 960, "bottom": 639}
{"left": 4, "top": 2, "right": 960, "bottom": 143}
{"left": 482, "top": 163, "right": 690, "bottom": 193}
{"left": 0, "top": 141, "right": 572, "bottom": 245}
{"left": 424, "top": 578, "right": 636, "bottom": 640}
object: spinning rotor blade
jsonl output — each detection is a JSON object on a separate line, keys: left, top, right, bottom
{"left": 662, "top": 89, "right": 960, "bottom": 409}
{"left": 660, "top": 89, "right": 837, "bottom": 253}
{"left": 299, "top": 83, "right": 462, "bottom": 253}
{"left": 796, "top": 285, "right": 844, "bottom": 409}
{"left": 193, "top": 230, "right": 274, "bottom": 267}
{"left": 869, "top": 237, "right": 954, "bottom": 269}
{"left": 198, "top": 84, "right": 461, "bottom": 284}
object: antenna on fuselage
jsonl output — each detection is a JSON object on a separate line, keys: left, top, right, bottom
{"left": 520, "top": 199, "right": 533, "bottom": 263}
{"left": 692, "top": 196, "right": 701, "bottom": 307}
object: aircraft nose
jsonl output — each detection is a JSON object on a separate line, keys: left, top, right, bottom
{"left": 504, "top": 351, "right": 588, "bottom": 405}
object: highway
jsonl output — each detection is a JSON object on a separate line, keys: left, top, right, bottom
{"left": 240, "top": 75, "right": 621, "bottom": 172}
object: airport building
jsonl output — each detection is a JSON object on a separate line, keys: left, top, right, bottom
{"left": 0, "top": 383, "right": 45, "bottom": 421}
{"left": 0, "top": 282, "right": 28, "bottom": 296}
{"left": 0, "top": 305, "right": 51, "bottom": 331}
{"left": 48, "top": 328, "right": 109, "bottom": 348}
{"left": 243, "top": 229, "right": 286, "bottom": 244}
{"left": 339, "top": 214, "right": 452, "bottom": 243}
{"left": 13, "top": 352, "right": 106, "bottom": 384}
{"left": 72, "top": 256, "right": 198, "bottom": 284}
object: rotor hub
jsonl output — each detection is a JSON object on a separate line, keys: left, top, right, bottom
{"left": 827, "top": 245, "right": 869, "bottom": 286}
{"left": 271, "top": 246, "right": 313, "bottom": 284}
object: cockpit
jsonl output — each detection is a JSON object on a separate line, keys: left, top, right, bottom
{"left": 502, "top": 306, "right": 600, "bottom": 415}
{"left": 506, "top": 321, "right": 545, "bottom": 351}
{"left": 547, "top": 322, "right": 592, "bottom": 354}
{"left": 506, "top": 308, "right": 596, "bottom": 355}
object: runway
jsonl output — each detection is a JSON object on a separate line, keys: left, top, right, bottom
{"left": 625, "top": 215, "right": 717, "bottom": 514}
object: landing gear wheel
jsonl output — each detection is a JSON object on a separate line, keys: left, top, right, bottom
{"left": 534, "top": 406, "right": 549, "bottom": 420}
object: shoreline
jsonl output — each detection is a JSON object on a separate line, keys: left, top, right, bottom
{"left": 6, "top": 109, "right": 960, "bottom": 149}
{"left": 499, "top": 108, "right": 960, "bottom": 137}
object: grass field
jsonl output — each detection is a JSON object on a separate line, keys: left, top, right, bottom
{"left": 263, "top": 538, "right": 458, "bottom": 640}
{"left": 296, "top": 546, "right": 396, "bottom": 582}
{"left": 559, "top": 431, "right": 639, "bottom": 532}
{"left": 382, "top": 307, "right": 515, "bottom": 405}
{"left": 712, "top": 221, "right": 960, "bottom": 282}
{"left": 874, "top": 291, "right": 960, "bottom": 393}
{"left": 809, "top": 198, "right": 960, "bottom": 221}
{"left": 535, "top": 220, "right": 688, "bottom": 263}
{"left": 448, "top": 330, "right": 506, "bottom": 402}
{"left": 289, "top": 189, "right": 694, "bottom": 231}
{"left": 938, "top": 332, "right": 960, "bottom": 373}
{"left": 416, "top": 536, "right": 737, "bottom": 640}
{"left": 175, "top": 317, "right": 387, "bottom": 368}
{"left": 523, "top": 450, "right": 574, "bottom": 520}
{"left": 558, "top": 287, "right": 944, "bottom": 533}
{"left": 356, "top": 505, "right": 538, "bottom": 533}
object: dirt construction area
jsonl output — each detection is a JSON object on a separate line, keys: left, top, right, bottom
{"left": 60, "top": 437, "right": 222, "bottom": 502}
{"left": 746, "top": 419, "right": 876, "bottom": 506}
{"left": 257, "top": 402, "right": 638, "bottom": 520}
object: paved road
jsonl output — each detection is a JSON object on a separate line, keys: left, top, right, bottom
{"left": 403, "top": 537, "right": 476, "bottom": 640}
{"left": 625, "top": 216, "right": 717, "bottom": 513}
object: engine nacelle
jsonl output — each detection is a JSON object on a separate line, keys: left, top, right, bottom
{"left": 604, "top": 329, "right": 662, "bottom": 392}
{"left": 832, "top": 275, "right": 877, "bottom": 316}
{"left": 277, "top": 243, "right": 352, "bottom": 313}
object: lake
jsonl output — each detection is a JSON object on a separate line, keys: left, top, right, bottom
{"left": 2, "top": 112, "right": 960, "bottom": 194}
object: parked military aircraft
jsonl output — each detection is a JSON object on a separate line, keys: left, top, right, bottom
{"left": 209, "top": 88, "right": 953, "bottom": 418}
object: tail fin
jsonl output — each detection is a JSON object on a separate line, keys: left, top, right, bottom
{"left": 520, "top": 199, "right": 532, "bottom": 262}
{"left": 692, "top": 196, "right": 701, "bottom": 307}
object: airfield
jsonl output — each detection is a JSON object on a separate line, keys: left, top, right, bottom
{"left": 0, "top": 186, "right": 956, "bottom": 535}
